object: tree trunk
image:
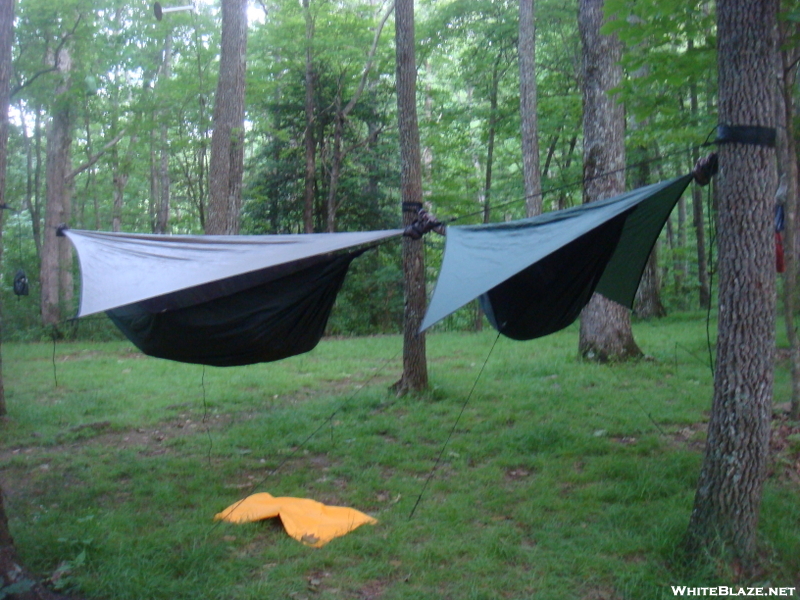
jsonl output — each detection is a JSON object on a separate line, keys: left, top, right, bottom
{"left": 0, "top": 4, "right": 79, "bottom": 596}
{"left": 690, "top": 66, "right": 711, "bottom": 309}
{"left": 392, "top": 0, "right": 428, "bottom": 395}
{"left": 151, "top": 33, "right": 173, "bottom": 234}
{"left": 302, "top": 0, "right": 316, "bottom": 234}
{"left": 674, "top": 195, "right": 688, "bottom": 301}
{"left": 149, "top": 127, "right": 158, "bottom": 232}
{"left": 634, "top": 248, "right": 666, "bottom": 319}
{"left": 207, "top": 0, "right": 247, "bottom": 235}
{"left": 631, "top": 139, "right": 665, "bottom": 319}
{"left": 518, "top": 0, "right": 542, "bottom": 217}
{"left": 326, "top": 100, "right": 343, "bottom": 233}
{"left": 577, "top": 0, "right": 641, "bottom": 361}
{"left": 41, "top": 44, "right": 72, "bottom": 328}
{"left": 0, "top": 0, "right": 11, "bottom": 416}
{"left": 685, "top": 0, "right": 777, "bottom": 566}
{"left": 483, "top": 56, "right": 500, "bottom": 224}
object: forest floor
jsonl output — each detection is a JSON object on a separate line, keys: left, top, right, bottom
{"left": 1, "top": 314, "right": 799, "bottom": 599}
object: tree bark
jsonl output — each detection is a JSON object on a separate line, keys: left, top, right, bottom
{"left": 392, "top": 0, "right": 428, "bottom": 395}
{"left": 631, "top": 140, "right": 665, "bottom": 319}
{"left": 577, "top": 0, "right": 641, "bottom": 361}
{"left": 40, "top": 44, "right": 72, "bottom": 328}
{"left": 153, "top": 33, "right": 172, "bottom": 235}
{"left": 689, "top": 53, "right": 711, "bottom": 309}
{"left": 302, "top": 0, "right": 316, "bottom": 234}
{"left": 0, "top": 0, "right": 11, "bottom": 415}
{"left": 518, "top": 0, "right": 542, "bottom": 217}
{"left": 207, "top": 0, "right": 247, "bottom": 235}
{"left": 685, "top": 0, "right": 778, "bottom": 566}
{"left": 483, "top": 56, "right": 500, "bottom": 224}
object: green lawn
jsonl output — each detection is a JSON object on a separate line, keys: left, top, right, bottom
{"left": 1, "top": 315, "right": 798, "bottom": 599}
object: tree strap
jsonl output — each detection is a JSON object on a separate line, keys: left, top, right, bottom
{"left": 715, "top": 125, "right": 776, "bottom": 148}
{"left": 402, "top": 201, "right": 423, "bottom": 213}
{"left": 403, "top": 208, "right": 445, "bottom": 239}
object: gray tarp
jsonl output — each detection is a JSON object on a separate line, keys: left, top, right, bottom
{"left": 420, "top": 175, "right": 693, "bottom": 338}
{"left": 64, "top": 228, "right": 403, "bottom": 317}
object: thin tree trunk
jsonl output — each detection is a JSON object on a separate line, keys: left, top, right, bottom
{"left": 33, "top": 107, "right": 43, "bottom": 256}
{"left": 633, "top": 150, "right": 666, "bottom": 318}
{"left": 302, "top": 0, "right": 316, "bottom": 233}
{"left": 577, "top": 0, "right": 641, "bottom": 361}
{"left": 207, "top": 0, "right": 247, "bottom": 235}
{"left": 685, "top": 0, "right": 777, "bottom": 566}
{"left": 690, "top": 65, "right": 711, "bottom": 309}
{"left": 20, "top": 105, "right": 43, "bottom": 258}
{"left": 518, "top": 0, "right": 542, "bottom": 217}
{"left": 392, "top": 0, "right": 428, "bottom": 395}
{"left": 675, "top": 195, "right": 687, "bottom": 299}
{"left": 149, "top": 127, "right": 159, "bottom": 232}
{"left": 483, "top": 56, "right": 500, "bottom": 224}
{"left": 326, "top": 97, "right": 343, "bottom": 232}
{"left": 111, "top": 147, "right": 129, "bottom": 233}
{"left": 157, "top": 121, "right": 170, "bottom": 233}
{"left": 154, "top": 32, "right": 172, "bottom": 234}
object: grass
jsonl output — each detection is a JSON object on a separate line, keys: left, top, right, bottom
{"left": 1, "top": 314, "right": 798, "bottom": 599}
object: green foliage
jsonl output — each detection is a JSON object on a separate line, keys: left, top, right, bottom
{"left": 1, "top": 317, "right": 798, "bottom": 598}
{"left": 2, "top": 0, "right": 723, "bottom": 334}
{"left": 603, "top": 0, "right": 717, "bottom": 148}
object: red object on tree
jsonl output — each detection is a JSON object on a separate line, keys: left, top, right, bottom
{"left": 776, "top": 231, "right": 785, "bottom": 273}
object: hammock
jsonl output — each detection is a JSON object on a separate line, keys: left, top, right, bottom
{"left": 64, "top": 174, "right": 692, "bottom": 364}
{"left": 63, "top": 229, "right": 402, "bottom": 366}
{"left": 420, "top": 175, "right": 694, "bottom": 339}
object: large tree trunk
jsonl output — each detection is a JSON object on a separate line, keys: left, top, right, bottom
{"left": 685, "top": 0, "right": 777, "bottom": 566}
{"left": 207, "top": 0, "right": 247, "bottom": 235}
{"left": 41, "top": 45, "right": 72, "bottom": 328}
{"left": 577, "top": 0, "right": 641, "bottom": 361}
{"left": 0, "top": 4, "right": 77, "bottom": 596}
{"left": 392, "top": 0, "right": 428, "bottom": 395}
{"left": 518, "top": 0, "right": 542, "bottom": 217}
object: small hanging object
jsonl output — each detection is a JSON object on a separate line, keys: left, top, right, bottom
{"left": 13, "top": 269, "right": 29, "bottom": 297}
{"left": 153, "top": 1, "right": 195, "bottom": 21}
{"left": 776, "top": 204, "right": 786, "bottom": 274}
